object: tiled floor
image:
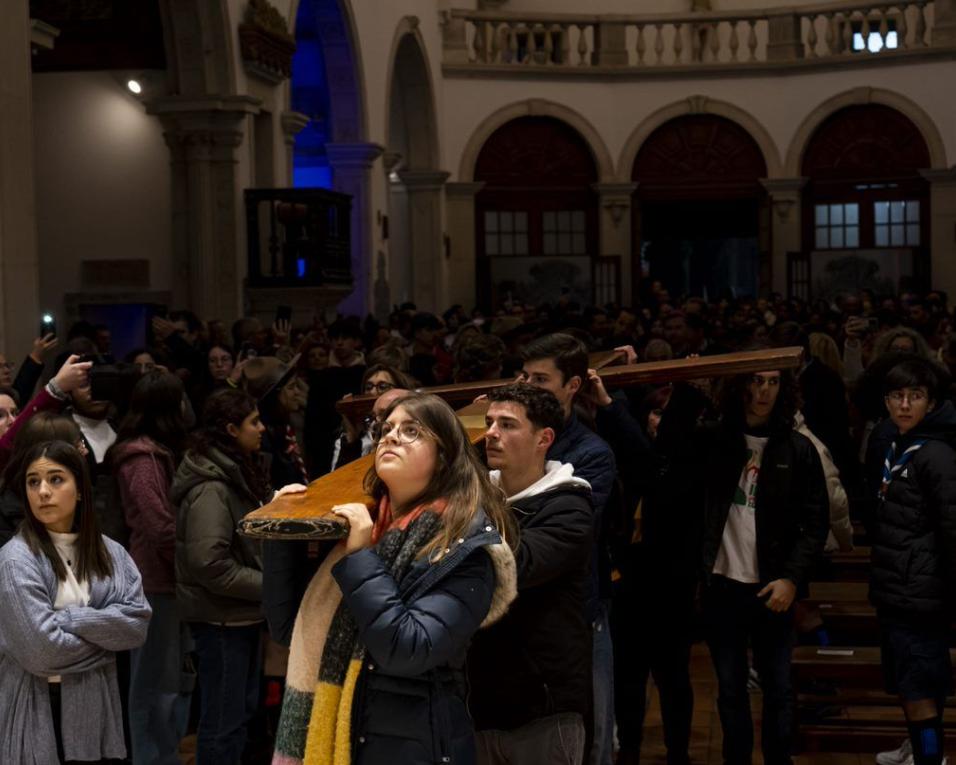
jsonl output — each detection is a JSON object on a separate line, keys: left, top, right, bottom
{"left": 635, "top": 644, "right": 883, "bottom": 765}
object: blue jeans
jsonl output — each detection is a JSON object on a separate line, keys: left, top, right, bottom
{"left": 191, "top": 623, "right": 262, "bottom": 765}
{"left": 129, "top": 593, "right": 192, "bottom": 764}
{"left": 704, "top": 577, "right": 795, "bottom": 765}
{"left": 590, "top": 601, "right": 615, "bottom": 765}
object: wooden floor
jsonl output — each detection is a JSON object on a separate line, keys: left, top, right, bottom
{"left": 636, "top": 644, "right": 895, "bottom": 765}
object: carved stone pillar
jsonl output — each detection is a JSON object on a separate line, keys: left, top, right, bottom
{"left": 761, "top": 177, "right": 807, "bottom": 295}
{"left": 920, "top": 168, "right": 956, "bottom": 297}
{"left": 398, "top": 170, "right": 451, "bottom": 312}
{"left": 280, "top": 111, "right": 310, "bottom": 185}
{"left": 326, "top": 142, "right": 384, "bottom": 315}
{"left": 148, "top": 95, "right": 260, "bottom": 320}
{"left": 593, "top": 183, "right": 638, "bottom": 305}
{"left": 445, "top": 182, "right": 485, "bottom": 311}
{"left": 0, "top": 8, "right": 42, "bottom": 357}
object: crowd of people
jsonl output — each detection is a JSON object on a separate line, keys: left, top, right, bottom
{"left": 0, "top": 283, "right": 953, "bottom": 765}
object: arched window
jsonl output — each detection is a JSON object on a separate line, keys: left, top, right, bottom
{"left": 291, "top": 0, "right": 334, "bottom": 188}
{"left": 801, "top": 104, "right": 930, "bottom": 298}
{"left": 632, "top": 115, "right": 769, "bottom": 301}
{"left": 475, "top": 117, "right": 598, "bottom": 308}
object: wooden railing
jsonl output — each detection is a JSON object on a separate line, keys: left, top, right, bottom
{"left": 442, "top": 0, "right": 943, "bottom": 71}
{"left": 244, "top": 187, "right": 353, "bottom": 288}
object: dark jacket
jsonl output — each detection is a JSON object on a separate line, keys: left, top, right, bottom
{"left": 263, "top": 538, "right": 329, "bottom": 647}
{"left": 333, "top": 511, "right": 516, "bottom": 765}
{"left": 172, "top": 447, "right": 265, "bottom": 623}
{"left": 865, "top": 401, "right": 956, "bottom": 617}
{"left": 469, "top": 464, "right": 594, "bottom": 741}
{"left": 700, "top": 422, "right": 829, "bottom": 596}
{"left": 111, "top": 436, "right": 178, "bottom": 594}
{"left": 0, "top": 486, "right": 22, "bottom": 548}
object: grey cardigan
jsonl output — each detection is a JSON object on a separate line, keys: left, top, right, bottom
{"left": 0, "top": 534, "right": 151, "bottom": 763}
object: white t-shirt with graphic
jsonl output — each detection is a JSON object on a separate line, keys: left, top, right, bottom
{"left": 713, "top": 434, "right": 768, "bottom": 584}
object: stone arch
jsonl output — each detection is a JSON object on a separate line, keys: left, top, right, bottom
{"left": 459, "top": 99, "right": 615, "bottom": 183}
{"left": 289, "top": 0, "right": 367, "bottom": 143}
{"left": 385, "top": 17, "right": 440, "bottom": 171}
{"left": 617, "top": 96, "right": 783, "bottom": 180}
{"left": 785, "top": 87, "right": 947, "bottom": 176}
{"left": 158, "top": 1, "right": 237, "bottom": 96}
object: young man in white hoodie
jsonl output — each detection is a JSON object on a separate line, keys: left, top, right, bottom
{"left": 469, "top": 383, "right": 595, "bottom": 765}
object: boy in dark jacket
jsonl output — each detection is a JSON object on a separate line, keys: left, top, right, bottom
{"left": 698, "top": 368, "right": 828, "bottom": 765}
{"left": 867, "top": 359, "right": 956, "bottom": 765}
{"left": 470, "top": 383, "right": 594, "bottom": 765}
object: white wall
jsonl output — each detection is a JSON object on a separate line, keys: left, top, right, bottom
{"left": 32, "top": 71, "right": 172, "bottom": 313}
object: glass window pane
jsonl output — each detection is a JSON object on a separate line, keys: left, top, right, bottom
{"left": 558, "top": 232, "right": 571, "bottom": 253}
{"left": 516, "top": 233, "right": 529, "bottom": 254}
{"left": 874, "top": 202, "right": 889, "bottom": 224}
{"left": 845, "top": 204, "right": 859, "bottom": 224}
{"left": 485, "top": 211, "right": 498, "bottom": 232}
{"left": 875, "top": 225, "right": 889, "bottom": 247}
{"left": 890, "top": 201, "right": 905, "bottom": 223}
{"left": 515, "top": 212, "right": 528, "bottom": 232}
{"left": 907, "top": 201, "right": 920, "bottom": 222}
{"left": 572, "top": 211, "right": 585, "bottom": 230}
{"left": 846, "top": 226, "right": 859, "bottom": 248}
{"left": 572, "top": 233, "right": 586, "bottom": 254}
{"left": 831, "top": 227, "right": 844, "bottom": 248}
{"left": 815, "top": 205, "right": 829, "bottom": 226}
{"left": 906, "top": 224, "right": 920, "bottom": 245}
{"left": 500, "top": 212, "right": 513, "bottom": 232}
{"left": 891, "top": 224, "right": 904, "bottom": 245}
{"left": 543, "top": 212, "right": 555, "bottom": 231}
{"left": 830, "top": 204, "right": 844, "bottom": 225}
{"left": 557, "top": 211, "right": 571, "bottom": 230}
{"left": 486, "top": 234, "right": 499, "bottom": 255}
{"left": 501, "top": 235, "right": 514, "bottom": 255}
{"left": 816, "top": 228, "right": 829, "bottom": 249}
{"left": 544, "top": 232, "right": 556, "bottom": 255}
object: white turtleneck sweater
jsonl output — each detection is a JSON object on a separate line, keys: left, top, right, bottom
{"left": 48, "top": 530, "right": 91, "bottom": 683}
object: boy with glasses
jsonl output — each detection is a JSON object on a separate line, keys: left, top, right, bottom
{"left": 868, "top": 360, "right": 956, "bottom": 765}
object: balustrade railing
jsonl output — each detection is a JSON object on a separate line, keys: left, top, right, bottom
{"left": 245, "top": 188, "right": 352, "bottom": 288}
{"left": 443, "top": 0, "right": 941, "bottom": 70}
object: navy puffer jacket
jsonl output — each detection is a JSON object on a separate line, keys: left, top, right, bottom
{"left": 332, "top": 511, "right": 516, "bottom": 765}
{"left": 865, "top": 401, "right": 956, "bottom": 617}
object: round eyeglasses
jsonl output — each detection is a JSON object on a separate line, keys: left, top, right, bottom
{"left": 374, "top": 419, "right": 430, "bottom": 446}
{"left": 364, "top": 380, "right": 395, "bottom": 395}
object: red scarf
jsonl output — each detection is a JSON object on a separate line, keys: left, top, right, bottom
{"left": 371, "top": 496, "right": 448, "bottom": 545}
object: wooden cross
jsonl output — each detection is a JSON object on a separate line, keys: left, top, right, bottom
{"left": 239, "top": 346, "right": 803, "bottom": 540}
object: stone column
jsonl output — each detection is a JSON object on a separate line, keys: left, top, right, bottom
{"left": 280, "top": 111, "right": 310, "bottom": 185}
{"left": 0, "top": 9, "right": 41, "bottom": 357}
{"left": 761, "top": 177, "right": 807, "bottom": 295}
{"left": 326, "top": 142, "right": 384, "bottom": 316}
{"left": 445, "top": 182, "right": 485, "bottom": 311}
{"left": 593, "top": 183, "right": 638, "bottom": 305}
{"left": 398, "top": 170, "right": 451, "bottom": 312}
{"left": 920, "top": 169, "right": 956, "bottom": 297}
{"left": 148, "top": 95, "right": 260, "bottom": 320}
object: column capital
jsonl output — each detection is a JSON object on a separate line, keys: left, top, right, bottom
{"left": 760, "top": 176, "right": 808, "bottom": 196}
{"left": 398, "top": 170, "right": 451, "bottom": 192}
{"left": 592, "top": 182, "right": 638, "bottom": 198}
{"left": 919, "top": 167, "right": 956, "bottom": 185}
{"left": 446, "top": 181, "right": 486, "bottom": 199}
{"left": 146, "top": 94, "right": 262, "bottom": 120}
{"left": 280, "top": 110, "right": 310, "bottom": 146}
{"left": 326, "top": 142, "right": 385, "bottom": 170}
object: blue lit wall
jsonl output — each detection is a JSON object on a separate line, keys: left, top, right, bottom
{"left": 292, "top": 1, "right": 333, "bottom": 189}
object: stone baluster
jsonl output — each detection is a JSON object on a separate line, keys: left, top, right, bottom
{"left": 710, "top": 22, "right": 721, "bottom": 60}
{"left": 654, "top": 23, "right": 665, "bottom": 62}
{"left": 578, "top": 24, "right": 590, "bottom": 64}
{"left": 807, "top": 14, "right": 819, "bottom": 56}
{"left": 915, "top": 0, "right": 928, "bottom": 45}
{"left": 861, "top": 10, "right": 872, "bottom": 49}
{"left": 636, "top": 23, "right": 647, "bottom": 64}
{"left": 489, "top": 22, "right": 501, "bottom": 63}
{"left": 543, "top": 24, "right": 555, "bottom": 63}
{"left": 898, "top": 5, "right": 909, "bottom": 48}
{"left": 525, "top": 24, "right": 537, "bottom": 63}
{"left": 747, "top": 19, "right": 758, "bottom": 59}
{"left": 825, "top": 12, "right": 837, "bottom": 54}
{"left": 691, "top": 22, "right": 701, "bottom": 60}
{"left": 474, "top": 21, "right": 486, "bottom": 62}
{"left": 561, "top": 23, "right": 571, "bottom": 64}
{"left": 878, "top": 10, "right": 889, "bottom": 48}
{"left": 674, "top": 22, "right": 684, "bottom": 62}
{"left": 508, "top": 22, "right": 519, "bottom": 62}
{"left": 729, "top": 20, "right": 740, "bottom": 59}
{"left": 842, "top": 12, "right": 854, "bottom": 53}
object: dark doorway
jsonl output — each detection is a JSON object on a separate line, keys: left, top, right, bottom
{"left": 641, "top": 199, "right": 759, "bottom": 300}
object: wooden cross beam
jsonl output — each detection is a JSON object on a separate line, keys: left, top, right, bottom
{"left": 239, "top": 346, "right": 803, "bottom": 540}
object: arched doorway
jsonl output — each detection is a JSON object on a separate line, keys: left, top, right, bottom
{"left": 632, "top": 115, "right": 769, "bottom": 302}
{"left": 386, "top": 26, "right": 441, "bottom": 310}
{"left": 474, "top": 116, "right": 598, "bottom": 308}
{"left": 800, "top": 104, "right": 931, "bottom": 299}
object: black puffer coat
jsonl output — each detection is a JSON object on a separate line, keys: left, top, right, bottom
{"left": 865, "top": 401, "right": 956, "bottom": 617}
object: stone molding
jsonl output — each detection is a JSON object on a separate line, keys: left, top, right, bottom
{"left": 281, "top": 110, "right": 311, "bottom": 145}
{"left": 445, "top": 181, "right": 486, "bottom": 198}
{"left": 593, "top": 182, "right": 639, "bottom": 226}
{"left": 326, "top": 142, "right": 385, "bottom": 169}
{"left": 29, "top": 20, "right": 59, "bottom": 53}
{"left": 398, "top": 170, "right": 451, "bottom": 192}
{"left": 919, "top": 168, "right": 956, "bottom": 185}
{"left": 760, "top": 177, "right": 808, "bottom": 222}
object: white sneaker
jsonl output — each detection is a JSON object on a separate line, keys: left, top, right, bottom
{"left": 875, "top": 739, "right": 910, "bottom": 765}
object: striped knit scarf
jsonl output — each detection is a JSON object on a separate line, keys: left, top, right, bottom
{"left": 273, "top": 497, "right": 447, "bottom": 765}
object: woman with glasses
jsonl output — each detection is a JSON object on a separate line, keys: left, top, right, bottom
{"left": 865, "top": 359, "right": 956, "bottom": 765}
{"left": 274, "top": 392, "right": 518, "bottom": 765}
{"left": 361, "top": 363, "right": 413, "bottom": 396}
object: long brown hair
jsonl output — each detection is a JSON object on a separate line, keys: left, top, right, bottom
{"left": 364, "top": 393, "right": 516, "bottom": 559}
{"left": 15, "top": 440, "right": 113, "bottom": 582}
